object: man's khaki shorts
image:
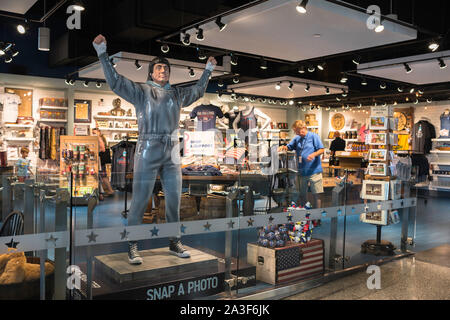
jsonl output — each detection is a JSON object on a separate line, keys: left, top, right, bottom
{"left": 297, "top": 173, "right": 324, "bottom": 195}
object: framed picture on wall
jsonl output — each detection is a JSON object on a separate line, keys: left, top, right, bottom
{"left": 74, "top": 99, "right": 92, "bottom": 123}
{"left": 369, "top": 133, "right": 387, "bottom": 145}
{"left": 367, "top": 163, "right": 387, "bottom": 176}
{"left": 360, "top": 210, "right": 388, "bottom": 225}
{"left": 361, "top": 180, "right": 390, "bottom": 200}
{"left": 369, "top": 116, "right": 388, "bottom": 130}
{"left": 369, "top": 149, "right": 388, "bottom": 161}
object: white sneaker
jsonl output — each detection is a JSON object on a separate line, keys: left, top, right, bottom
{"left": 169, "top": 240, "right": 190, "bottom": 258}
{"left": 128, "top": 241, "right": 143, "bottom": 265}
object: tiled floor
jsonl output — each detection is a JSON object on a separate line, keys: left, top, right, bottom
{"left": 284, "top": 244, "right": 450, "bottom": 300}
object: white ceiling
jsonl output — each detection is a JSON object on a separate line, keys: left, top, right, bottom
{"left": 228, "top": 76, "right": 347, "bottom": 99}
{"left": 186, "top": 0, "right": 417, "bottom": 62}
{"left": 78, "top": 52, "right": 229, "bottom": 85}
{"left": 0, "top": 0, "right": 38, "bottom": 14}
{"left": 357, "top": 50, "right": 450, "bottom": 85}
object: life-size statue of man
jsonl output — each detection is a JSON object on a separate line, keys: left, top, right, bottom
{"left": 93, "top": 34, "right": 217, "bottom": 264}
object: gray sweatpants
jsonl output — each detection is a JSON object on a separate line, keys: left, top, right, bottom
{"left": 127, "top": 134, "right": 181, "bottom": 240}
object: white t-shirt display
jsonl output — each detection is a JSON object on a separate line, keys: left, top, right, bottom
{"left": 0, "top": 93, "right": 21, "bottom": 123}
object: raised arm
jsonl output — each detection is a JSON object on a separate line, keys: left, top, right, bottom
{"left": 178, "top": 56, "right": 217, "bottom": 108}
{"left": 92, "top": 35, "right": 144, "bottom": 107}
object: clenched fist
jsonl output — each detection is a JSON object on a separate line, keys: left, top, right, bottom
{"left": 93, "top": 34, "right": 106, "bottom": 45}
{"left": 207, "top": 56, "right": 217, "bottom": 66}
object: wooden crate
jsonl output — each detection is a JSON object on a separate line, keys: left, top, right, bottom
{"left": 247, "top": 239, "right": 324, "bottom": 285}
{"left": 157, "top": 193, "right": 199, "bottom": 220}
{"left": 199, "top": 195, "right": 227, "bottom": 219}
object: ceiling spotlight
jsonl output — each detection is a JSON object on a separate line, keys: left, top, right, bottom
{"left": 69, "top": 78, "right": 76, "bottom": 86}
{"left": 340, "top": 74, "right": 348, "bottom": 83}
{"left": 375, "top": 19, "right": 384, "bottom": 33}
{"left": 215, "top": 17, "right": 227, "bottom": 32}
{"left": 418, "top": 89, "right": 424, "bottom": 94}
{"left": 72, "top": 1, "right": 86, "bottom": 11}
{"left": 393, "top": 101, "right": 397, "bottom": 105}
{"left": 197, "top": 49, "right": 207, "bottom": 60}
{"left": 404, "top": 62, "right": 412, "bottom": 73}
{"left": 409, "top": 88, "right": 415, "bottom": 94}
{"left": 96, "top": 81, "right": 102, "bottom": 88}
{"left": 110, "top": 58, "right": 117, "bottom": 68}
{"left": 260, "top": 57, "right": 268, "bottom": 70}
{"left": 429, "top": 40, "right": 439, "bottom": 52}
{"left": 289, "top": 100, "right": 294, "bottom": 105}
{"left": 218, "top": 79, "right": 224, "bottom": 87}
{"left": 233, "top": 76, "right": 239, "bottom": 84}
{"left": 83, "top": 81, "right": 89, "bottom": 87}
{"left": 298, "top": 66, "right": 305, "bottom": 74}
{"left": 4, "top": 55, "right": 12, "bottom": 63}
{"left": 307, "top": 65, "right": 315, "bottom": 72}
{"left": 317, "top": 62, "right": 325, "bottom": 71}
{"left": 11, "top": 49, "right": 19, "bottom": 57}
{"left": 196, "top": 27, "right": 204, "bottom": 41}
{"left": 188, "top": 67, "right": 195, "bottom": 78}
{"left": 438, "top": 58, "right": 447, "bottom": 69}
{"left": 181, "top": 33, "right": 191, "bottom": 46}
{"left": 336, "top": 96, "right": 341, "bottom": 101}
{"left": 134, "top": 60, "right": 142, "bottom": 70}
{"left": 380, "top": 82, "right": 386, "bottom": 89}
{"left": 326, "top": 106, "right": 331, "bottom": 111}
{"left": 304, "top": 83, "right": 310, "bottom": 92}
{"left": 341, "top": 90, "right": 347, "bottom": 97}
{"left": 230, "top": 53, "right": 238, "bottom": 66}
{"left": 17, "top": 20, "right": 29, "bottom": 34}
{"left": 427, "top": 98, "right": 432, "bottom": 103}
{"left": 352, "top": 56, "right": 361, "bottom": 65}
{"left": 414, "top": 99, "right": 419, "bottom": 104}
{"left": 65, "top": 77, "right": 70, "bottom": 85}
{"left": 397, "top": 86, "right": 404, "bottom": 92}
{"left": 361, "top": 78, "right": 368, "bottom": 86}
{"left": 358, "top": 103, "right": 362, "bottom": 108}
{"left": 325, "top": 87, "right": 330, "bottom": 95}
{"left": 161, "top": 44, "right": 169, "bottom": 53}
{"left": 296, "top": 0, "right": 308, "bottom": 14}
{"left": 288, "top": 82, "right": 294, "bottom": 91}
{"left": 275, "top": 82, "right": 281, "bottom": 90}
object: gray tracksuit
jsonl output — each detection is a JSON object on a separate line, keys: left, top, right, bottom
{"left": 95, "top": 45, "right": 213, "bottom": 238}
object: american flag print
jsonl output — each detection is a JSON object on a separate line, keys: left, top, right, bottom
{"left": 277, "top": 239, "right": 324, "bottom": 284}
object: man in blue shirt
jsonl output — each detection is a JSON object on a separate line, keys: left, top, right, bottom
{"left": 279, "top": 120, "right": 324, "bottom": 208}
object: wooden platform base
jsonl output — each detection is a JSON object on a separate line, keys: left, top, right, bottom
{"left": 94, "top": 246, "right": 219, "bottom": 284}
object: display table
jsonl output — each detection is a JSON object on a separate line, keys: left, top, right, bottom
{"left": 334, "top": 151, "right": 366, "bottom": 168}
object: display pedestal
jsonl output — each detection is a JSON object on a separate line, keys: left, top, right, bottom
{"left": 94, "top": 246, "right": 219, "bottom": 284}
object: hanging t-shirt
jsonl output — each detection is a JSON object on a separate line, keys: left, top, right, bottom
{"left": 0, "top": 93, "right": 21, "bottom": 123}
{"left": 412, "top": 120, "right": 435, "bottom": 154}
{"left": 190, "top": 104, "right": 224, "bottom": 131}
{"left": 239, "top": 107, "right": 258, "bottom": 132}
{"left": 111, "top": 142, "right": 136, "bottom": 191}
{"left": 440, "top": 112, "right": 450, "bottom": 137}
{"left": 16, "top": 158, "right": 31, "bottom": 177}
{"left": 224, "top": 111, "right": 240, "bottom": 129}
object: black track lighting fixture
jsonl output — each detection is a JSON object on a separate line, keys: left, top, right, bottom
{"left": 69, "top": 78, "right": 76, "bottom": 86}
{"left": 230, "top": 53, "right": 238, "bottom": 66}
{"left": 397, "top": 86, "right": 404, "bottom": 93}
{"left": 288, "top": 81, "right": 294, "bottom": 91}
{"left": 233, "top": 76, "right": 239, "bottom": 84}
{"left": 375, "top": 18, "right": 384, "bottom": 33}
{"left": 197, "top": 48, "right": 207, "bottom": 60}
{"left": 260, "top": 57, "right": 268, "bottom": 70}
{"left": 341, "top": 89, "right": 347, "bottom": 97}
{"left": 65, "top": 76, "right": 70, "bottom": 85}
{"left": 215, "top": 17, "right": 227, "bottom": 32}
{"left": 298, "top": 66, "right": 305, "bottom": 74}
{"left": 340, "top": 73, "right": 348, "bottom": 84}
{"left": 304, "top": 83, "right": 310, "bottom": 92}
{"left": 4, "top": 54, "right": 12, "bottom": 63}
{"left": 409, "top": 88, "right": 415, "bottom": 94}
{"left": 135, "top": 60, "right": 142, "bottom": 71}
{"left": 218, "top": 79, "right": 224, "bottom": 87}
{"left": 404, "top": 62, "right": 412, "bottom": 73}
{"left": 83, "top": 80, "right": 89, "bottom": 87}
{"left": 11, "top": 49, "right": 19, "bottom": 57}
{"left": 380, "top": 82, "right": 386, "bottom": 89}
{"left": 275, "top": 82, "right": 281, "bottom": 90}
{"left": 325, "top": 87, "right": 330, "bottom": 94}
{"left": 296, "top": 0, "right": 308, "bottom": 14}
{"left": 361, "top": 78, "right": 368, "bottom": 86}
{"left": 72, "top": 0, "right": 86, "bottom": 11}
{"left": 196, "top": 26, "right": 204, "bottom": 41}
{"left": 418, "top": 89, "right": 424, "bottom": 95}
{"left": 181, "top": 33, "right": 191, "bottom": 46}
{"left": 188, "top": 67, "right": 195, "bottom": 78}
{"left": 0, "top": 43, "right": 12, "bottom": 56}
{"left": 161, "top": 44, "right": 169, "bottom": 53}
{"left": 110, "top": 58, "right": 117, "bottom": 68}
{"left": 96, "top": 81, "right": 102, "bottom": 88}
{"left": 438, "top": 58, "right": 447, "bottom": 69}
{"left": 352, "top": 55, "right": 361, "bottom": 65}
{"left": 317, "top": 62, "right": 326, "bottom": 71}
{"left": 307, "top": 65, "right": 315, "bottom": 72}
{"left": 429, "top": 39, "right": 440, "bottom": 52}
